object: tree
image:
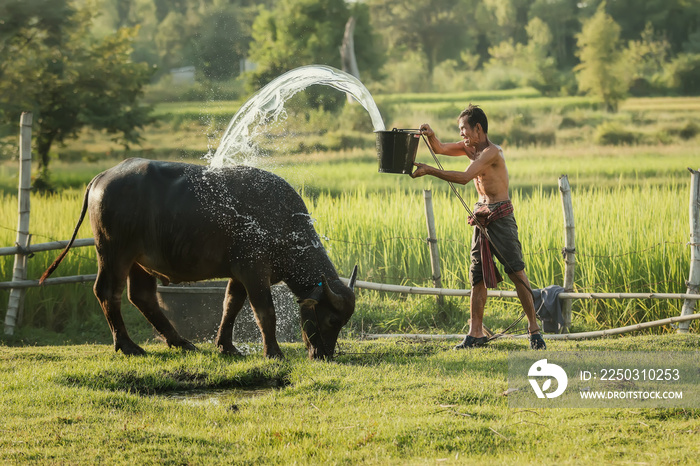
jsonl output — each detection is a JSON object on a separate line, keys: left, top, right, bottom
{"left": 480, "top": 17, "right": 559, "bottom": 93}
{"left": 368, "top": 0, "right": 472, "bottom": 77}
{"left": 248, "top": 0, "right": 350, "bottom": 89}
{"left": 246, "top": 0, "right": 383, "bottom": 108}
{"left": 523, "top": 17, "right": 559, "bottom": 93}
{"left": 574, "top": 2, "right": 630, "bottom": 112}
{"left": 0, "top": 0, "right": 154, "bottom": 188}
{"left": 0, "top": 0, "right": 73, "bottom": 84}
{"left": 193, "top": 6, "right": 247, "bottom": 81}
{"left": 666, "top": 52, "right": 700, "bottom": 95}
{"left": 625, "top": 23, "right": 671, "bottom": 95}
{"left": 482, "top": 0, "right": 533, "bottom": 47}
{"left": 347, "top": 1, "right": 385, "bottom": 82}
{"left": 527, "top": 0, "right": 578, "bottom": 67}
{"left": 602, "top": 0, "right": 700, "bottom": 56}
{"left": 154, "top": 11, "right": 191, "bottom": 71}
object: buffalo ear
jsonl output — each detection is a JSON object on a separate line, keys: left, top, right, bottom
{"left": 321, "top": 274, "right": 345, "bottom": 311}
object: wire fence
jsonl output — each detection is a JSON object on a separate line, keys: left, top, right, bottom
{"left": 0, "top": 204, "right": 697, "bottom": 338}
{"left": 0, "top": 223, "right": 692, "bottom": 292}
{"left": 318, "top": 234, "right": 691, "bottom": 292}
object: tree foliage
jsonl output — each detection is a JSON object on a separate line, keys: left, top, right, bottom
{"left": 248, "top": 0, "right": 350, "bottom": 87}
{"left": 193, "top": 6, "right": 247, "bottom": 81}
{"left": 0, "top": 0, "right": 153, "bottom": 185}
{"left": 246, "top": 0, "right": 383, "bottom": 108}
{"left": 367, "top": 0, "right": 473, "bottom": 76}
{"left": 625, "top": 23, "right": 671, "bottom": 95}
{"left": 478, "top": 17, "right": 559, "bottom": 94}
{"left": 574, "top": 2, "right": 630, "bottom": 111}
{"left": 2, "top": 0, "right": 700, "bottom": 163}
{"left": 54, "top": 0, "right": 700, "bottom": 98}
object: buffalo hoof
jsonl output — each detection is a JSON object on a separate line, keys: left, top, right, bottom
{"left": 218, "top": 343, "right": 244, "bottom": 357}
{"left": 169, "top": 339, "right": 197, "bottom": 352}
{"left": 116, "top": 340, "right": 146, "bottom": 356}
{"left": 264, "top": 350, "right": 285, "bottom": 360}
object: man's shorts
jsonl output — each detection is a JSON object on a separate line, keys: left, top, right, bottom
{"left": 470, "top": 202, "right": 526, "bottom": 287}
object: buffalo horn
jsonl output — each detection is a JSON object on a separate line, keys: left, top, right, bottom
{"left": 348, "top": 265, "right": 358, "bottom": 291}
{"left": 321, "top": 274, "right": 346, "bottom": 311}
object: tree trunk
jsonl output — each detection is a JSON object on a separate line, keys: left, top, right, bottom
{"left": 340, "top": 17, "right": 360, "bottom": 103}
{"left": 34, "top": 129, "right": 57, "bottom": 192}
{"left": 35, "top": 130, "right": 55, "bottom": 170}
{"left": 341, "top": 17, "right": 360, "bottom": 79}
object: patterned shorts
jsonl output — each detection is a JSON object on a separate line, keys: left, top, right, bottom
{"left": 469, "top": 202, "right": 526, "bottom": 286}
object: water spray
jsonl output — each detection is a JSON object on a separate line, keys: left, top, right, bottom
{"left": 209, "top": 65, "right": 385, "bottom": 168}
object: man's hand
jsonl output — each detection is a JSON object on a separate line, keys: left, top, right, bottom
{"left": 419, "top": 124, "right": 434, "bottom": 137}
{"left": 410, "top": 162, "right": 431, "bottom": 178}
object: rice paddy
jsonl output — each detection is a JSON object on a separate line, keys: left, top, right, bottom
{"left": 0, "top": 92, "right": 698, "bottom": 341}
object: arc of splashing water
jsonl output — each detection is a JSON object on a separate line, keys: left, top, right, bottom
{"left": 207, "top": 65, "right": 386, "bottom": 168}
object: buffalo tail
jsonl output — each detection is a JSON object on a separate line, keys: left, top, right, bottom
{"left": 39, "top": 179, "right": 94, "bottom": 284}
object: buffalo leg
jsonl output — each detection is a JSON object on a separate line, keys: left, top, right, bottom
{"left": 247, "top": 286, "right": 283, "bottom": 359}
{"left": 215, "top": 279, "right": 247, "bottom": 356}
{"left": 94, "top": 260, "right": 145, "bottom": 356}
{"left": 127, "top": 264, "right": 196, "bottom": 351}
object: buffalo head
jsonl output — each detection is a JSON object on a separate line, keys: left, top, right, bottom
{"left": 298, "top": 266, "right": 357, "bottom": 360}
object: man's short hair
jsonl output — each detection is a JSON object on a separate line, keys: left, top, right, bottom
{"left": 459, "top": 104, "right": 488, "bottom": 134}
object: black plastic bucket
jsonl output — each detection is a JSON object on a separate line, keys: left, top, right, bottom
{"left": 376, "top": 129, "right": 421, "bottom": 174}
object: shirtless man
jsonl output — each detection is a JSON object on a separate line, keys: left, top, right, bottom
{"left": 411, "top": 104, "right": 546, "bottom": 350}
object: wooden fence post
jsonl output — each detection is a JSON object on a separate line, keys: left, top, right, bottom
{"left": 4, "top": 112, "right": 32, "bottom": 336}
{"left": 558, "top": 175, "right": 575, "bottom": 333}
{"left": 678, "top": 167, "right": 700, "bottom": 333}
{"left": 423, "top": 190, "right": 443, "bottom": 305}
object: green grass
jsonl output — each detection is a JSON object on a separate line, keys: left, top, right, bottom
{"left": 149, "top": 87, "right": 544, "bottom": 117}
{"left": 34, "top": 92, "right": 700, "bottom": 167}
{"left": 1, "top": 336, "right": 699, "bottom": 464}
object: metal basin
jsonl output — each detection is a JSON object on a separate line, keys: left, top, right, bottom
{"left": 156, "top": 281, "right": 300, "bottom": 343}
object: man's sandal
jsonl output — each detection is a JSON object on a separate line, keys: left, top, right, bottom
{"left": 529, "top": 333, "right": 547, "bottom": 350}
{"left": 454, "top": 335, "right": 489, "bottom": 350}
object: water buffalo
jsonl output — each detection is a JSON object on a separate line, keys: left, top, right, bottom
{"left": 40, "top": 158, "right": 357, "bottom": 359}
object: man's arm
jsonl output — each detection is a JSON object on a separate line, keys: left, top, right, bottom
{"left": 420, "top": 124, "right": 469, "bottom": 157}
{"left": 411, "top": 146, "right": 500, "bottom": 185}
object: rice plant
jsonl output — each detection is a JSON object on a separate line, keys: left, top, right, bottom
{"left": 306, "top": 183, "right": 691, "bottom": 332}
{"left": 1, "top": 87, "right": 698, "bottom": 337}
{"left": 0, "top": 163, "right": 695, "bottom": 337}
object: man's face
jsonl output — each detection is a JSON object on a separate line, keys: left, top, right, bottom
{"left": 458, "top": 117, "right": 479, "bottom": 147}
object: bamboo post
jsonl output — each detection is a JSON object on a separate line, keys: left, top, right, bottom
{"left": 423, "top": 190, "right": 443, "bottom": 305}
{"left": 362, "top": 311, "right": 700, "bottom": 341}
{"left": 558, "top": 175, "right": 575, "bottom": 333}
{"left": 678, "top": 167, "right": 700, "bottom": 333}
{"left": 4, "top": 112, "right": 32, "bottom": 335}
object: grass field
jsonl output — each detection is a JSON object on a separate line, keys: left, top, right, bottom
{"left": 0, "top": 88, "right": 699, "bottom": 464}
{"left": 1, "top": 336, "right": 699, "bottom": 464}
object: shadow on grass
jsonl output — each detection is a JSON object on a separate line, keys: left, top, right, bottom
{"left": 57, "top": 367, "right": 291, "bottom": 396}
{"left": 54, "top": 347, "right": 293, "bottom": 396}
